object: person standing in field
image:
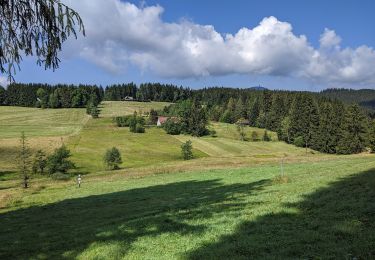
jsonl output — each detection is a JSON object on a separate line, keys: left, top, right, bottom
{"left": 77, "top": 174, "right": 82, "bottom": 188}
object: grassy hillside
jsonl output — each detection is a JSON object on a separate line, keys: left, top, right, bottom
{"left": 174, "top": 134, "right": 309, "bottom": 158}
{"left": 175, "top": 122, "right": 307, "bottom": 158}
{"left": 1, "top": 102, "right": 374, "bottom": 258}
{"left": 1, "top": 102, "right": 315, "bottom": 175}
{"left": 211, "top": 122, "right": 278, "bottom": 141}
{"left": 67, "top": 118, "right": 207, "bottom": 173}
{"left": 0, "top": 156, "right": 374, "bottom": 259}
{"left": 0, "top": 102, "right": 172, "bottom": 173}
{"left": 0, "top": 106, "right": 87, "bottom": 173}
{"left": 0, "top": 106, "right": 87, "bottom": 138}
{"left": 100, "top": 101, "right": 171, "bottom": 117}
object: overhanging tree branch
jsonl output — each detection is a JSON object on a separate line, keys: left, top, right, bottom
{"left": 0, "top": 0, "right": 85, "bottom": 81}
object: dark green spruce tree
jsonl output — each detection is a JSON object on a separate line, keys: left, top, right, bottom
{"left": 234, "top": 97, "right": 247, "bottom": 121}
{"left": 248, "top": 98, "right": 260, "bottom": 127}
{"left": 312, "top": 102, "right": 340, "bottom": 153}
{"left": 368, "top": 120, "right": 375, "bottom": 153}
{"left": 268, "top": 94, "right": 286, "bottom": 131}
{"left": 289, "top": 93, "right": 319, "bottom": 149}
{"left": 188, "top": 100, "right": 208, "bottom": 136}
{"left": 337, "top": 104, "right": 368, "bottom": 154}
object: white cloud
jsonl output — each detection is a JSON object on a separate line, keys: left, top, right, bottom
{"left": 0, "top": 75, "right": 9, "bottom": 88}
{"left": 62, "top": 0, "right": 375, "bottom": 87}
{"left": 319, "top": 28, "right": 341, "bottom": 48}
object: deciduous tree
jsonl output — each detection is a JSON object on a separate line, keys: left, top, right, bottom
{"left": 46, "top": 145, "right": 75, "bottom": 174}
{"left": 104, "top": 147, "right": 122, "bottom": 170}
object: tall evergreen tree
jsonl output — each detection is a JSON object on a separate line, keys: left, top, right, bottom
{"left": 178, "top": 100, "right": 193, "bottom": 133}
{"left": 289, "top": 93, "right": 319, "bottom": 149}
{"left": 220, "top": 98, "right": 236, "bottom": 123}
{"left": 209, "top": 105, "right": 224, "bottom": 121}
{"left": 368, "top": 120, "right": 375, "bottom": 153}
{"left": 337, "top": 104, "right": 369, "bottom": 154}
{"left": 0, "top": 86, "right": 6, "bottom": 105}
{"left": 71, "top": 89, "right": 83, "bottom": 108}
{"left": 312, "top": 102, "right": 340, "bottom": 153}
{"left": 248, "top": 98, "right": 260, "bottom": 127}
{"left": 189, "top": 100, "right": 208, "bottom": 136}
{"left": 234, "top": 97, "right": 247, "bottom": 121}
{"left": 89, "top": 93, "right": 99, "bottom": 107}
{"left": 268, "top": 94, "right": 286, "bottom": 131}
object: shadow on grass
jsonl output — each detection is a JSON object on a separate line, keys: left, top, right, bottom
{"left": 0, "top": 178, "right": 269, "bottom": 259}
{"left": 188, "top": 168, "right": 375, "bottom": 259}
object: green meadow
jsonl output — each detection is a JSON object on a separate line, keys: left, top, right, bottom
{"left": 0, "top": 101, "right": 374, "bottom": 259}
{"left": 99, "top": 101, "right": 171, "bottom": 117}
{"left": 0, "top": 106, "right": 87, "bottom": 138}
{"left": 67, "top": 117, "right": 207, "bottom": 173}
{"left": 1, "top": 157, "right": 374, "bottom": 259}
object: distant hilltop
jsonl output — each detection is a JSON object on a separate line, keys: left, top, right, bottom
{"left": 249, "top": 85, "right": 268, "bottom": 91}
{"left": 321, "top": 88, "right": 375, "bottom": 112}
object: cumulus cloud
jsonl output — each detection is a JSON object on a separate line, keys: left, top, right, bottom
{"left": 63, "top": 0, "right": 375, "bottom": 87}
{"left": 319, "top": 28, "right": 341, "bottom": 48}
{"left": 0, "top": 75, "right": 9, "bottom": 88}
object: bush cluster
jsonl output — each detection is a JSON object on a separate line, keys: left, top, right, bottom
{"left": 114, "top": 115, "right": 133, "bottom": 127}
{"left": 163, "top": 119, "right": 182, "bottom": 135}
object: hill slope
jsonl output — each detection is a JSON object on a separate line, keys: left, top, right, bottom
{"left": 0, "top": 102, "right": 316, "bottom": 175}
{"left": 0, "top": 156, "right": 374, "bottom": 259}
{"left": 0, "top": 101, "right": 374, "bottom": 258}
{"left": 321, "top": 88, "right": 375, "bottom": 112}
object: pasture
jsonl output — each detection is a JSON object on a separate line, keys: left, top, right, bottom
{"left": 67, "top": 117, "right": 207, "bottom": 173}
{"left": 0, "top": 106, "right": 87, "bottom": 138}
{"left": 210, "top": 121, "right": 278, "bottom": 141}
{"left": 0, "top": 156, "right": 374, "bottom": 259}
{"left": 0, "top": 106, "right": 87, "bottom": 174}
{"left": 99, "top": 101, "right": 171, "bottom": 117}
{"left": 0, "top": 101, "right": 374, "bottom": 259}
{"left": 0, "top": 102, "right": 316, "bottom": 174}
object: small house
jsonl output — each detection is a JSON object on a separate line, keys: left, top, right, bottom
{"left": 123, "top": 96, "right": 134, "bottom": 101}
{"left": 156, "top": 116, "right": 178, "bottom": 126}
{"left": 236, "top": 118, "right": 250, "bottom": 126}
{"left": 157, "top": 116, "right": 169, "bottom": 126}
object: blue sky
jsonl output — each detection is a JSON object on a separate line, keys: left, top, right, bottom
{"left": 6, "top": 0, "right": 375, "bottom": 91}
{"left": 138, "top": 0, "right": 375, "bottom": 47}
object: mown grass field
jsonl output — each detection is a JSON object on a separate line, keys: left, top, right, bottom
{"left": 0, "top": 101, "right": 316, "bottom": 174}
{"left": 174, "top": 134, "right": 308, "bottom": 158}
{"left": 100, "top": 101, "right": 171, "bottom": 117}
{"left": 0, "top": 106, "right": 87, "bottom": 138}
{"left": 1, "top": 101, "right": 374, "bottom": 259}
{"left": 0, "top": 106, "right": 87, "bottom": 174}
{"left": 210, "top": 121, "right": 278, "bottom": 141}
{"left": 67, "top": 117, "right": 207, "bottom": 173}
{"left": 0, "top": 157, "right": 374, "bottom": 259}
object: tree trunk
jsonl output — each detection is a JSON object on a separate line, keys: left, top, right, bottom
{"left": 24, "top": 176, "right": 28, "bottom": 188}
